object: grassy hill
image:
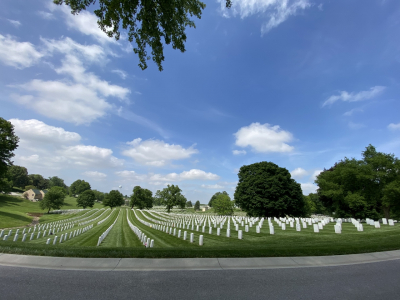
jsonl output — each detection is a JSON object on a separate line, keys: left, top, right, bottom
{"left": 0, "top": 194, "right": 104, "bottom": 229}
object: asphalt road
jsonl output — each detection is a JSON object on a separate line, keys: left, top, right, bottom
{"left": 1, "top": 260, "right": 399, "bottom": 300}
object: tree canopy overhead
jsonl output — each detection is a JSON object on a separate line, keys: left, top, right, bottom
{"left": 54, "top": 0, "right": 209, "bottom": 71}
{"left": 234, "top": 161, "right": 306, "bottom": 217}
{"left": 208, "top": 191, "right": 229, "bottom": 207}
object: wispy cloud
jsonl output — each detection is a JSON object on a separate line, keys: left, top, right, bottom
{"left": 232, "top": 150, "right": 246, "bottom": 155}
{"left": 343, "top": 108, "right": 364, "bottom": 116}
{"left": 7, "top": 19, "right": 21, "bottom": 27}
{"left": 388, "top": 123, "right": 400, "bottom": 130}
{"left": 112, "top": 69, "right": 128, "bottom": 80}
{"left": 323, "top": 86, "right": 386, "bottom": 107}
{"left": 218, "top": 0, "right": 312, "bottom": 35}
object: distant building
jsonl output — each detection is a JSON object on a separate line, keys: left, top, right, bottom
{"left": 23, "top": 189, "right": 48, "bottom": 202}
{"left": 201, "top": 206, "right": 210, "bottom": 212}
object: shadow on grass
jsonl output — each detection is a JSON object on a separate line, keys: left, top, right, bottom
{"left": 0, "top": 211, "right": 32, "bottom": 227}
{"left": 0, "top": 194, "right": 25, "bottom": 208}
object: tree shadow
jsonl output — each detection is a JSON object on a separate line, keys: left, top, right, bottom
{"left": 0, "top": 211, "right": 32, "bottom": 228}
{"left": 0, "top": 194, "right": 25, "bottom": 208}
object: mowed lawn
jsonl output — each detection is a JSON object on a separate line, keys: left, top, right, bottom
{"left": 0, "top": 194, "right": 104, "bottom": 229}
{"left": 1, "top": 204, "right": 400, "bottom": 258}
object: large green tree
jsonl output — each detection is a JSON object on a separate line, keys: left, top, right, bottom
{"left": 76, "top": 190, "right": 96, "bottom": 209}
{"left": 0, "top": 117, "right": 19, "bottom": 179}
{"left": 194, "top": 200, "right": 200, "bottom": 211}
{"left": 48, "top": 176, "right": 67, "bottom": 189}
{"left": 28, "top": 174, "right": 49, "bottom": 190}
{"left": 130, "top": 186, "right": 153, "bottom": 209}
{"left": 92, "top": 189, "right": 105, "bottom": 202}
{"left": 7, "top": 165, "right": 29, "bottom": 188}
{"left": 69, "top": 179, "right": 91, "bottom": 196}
{"left": 103, "top": 189, "right": 124, "bottom": 209}
{"left": 39, "top": 186, "right": 67, "bottom": 213}
{"left": 186, "top": 200, "right": 193, "bottom": 208}
{"left": 208, "top": 191, "right": 229, "bottom": 207}
{"left": 154, "top": 184, "right": 186, "bottom": 212}
{"left": 213, "top": 193, "right": 234, "bottom": 215}
{"left": 234, "top": 161, "right": 306, "bottom": 217}
{"left": 316, "top": 145, "right": 400, "bottom": 219}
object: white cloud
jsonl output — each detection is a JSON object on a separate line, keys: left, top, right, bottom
{"left": 311, "top": 170, "right": 323, "bottom": 181}
{"left": 123, "top": 138, "right": 198, "bottom": 166}
{"left": 234, "top": 122, "right": 294, "bottom": 153}
{"left": 51, "top": 4, "right": 117, "bottom": 44}
{"left": 388, "top": 123, "right": 400, "bottom": 130}
{"left": 218, "top": 0, "right": 311, "bottom": 35}
{"left": 42, "top": 37, "right": 107, "bottom": 63}
{"left": 9, "top": 119, "right": 81, "bottom": 145}
{"left": 179, "top": 169, "right": 220, "bottom": 180}
{"left": 301, "top": 183, "right": 317, "bottom": 195}
{"left": 58, "top": 145, "right": 123, "bottom": 168}
{"left": 233, "top": 149, "right": 247, "bottom": 155}
{"left": 149, "top": 169, "right": 219, "bottom": 182}
{"left": 11, "top": 79, "right": 112, "bottom": 125}
{"left": 290, "top": 167, "right": 308, "bottom": 179}
{"left": 112, "top": 69, "right": 128, "bottom": 80}
{"left": 8, "top": 19, "right": 21, "bottom": 27}
{"left": 323, "top": 86, "right": 386, "bottom": 107}
{"left": 54, "top": 55, "right": 130, "bottom": 101}
{"left": 82, "top": 171, "right": 107, "bottom": 179}
{"left": 11, "top": 119, "right": 123, "bottom": 170}
{"left": 343, "top": 108, "right": 363, "bottom": 116}
{"left": 201, "top": 184, "right": 224, "bottom": 189}
{"left": 37, "top": 11, "right": 55, "bottom": 20}
{"left": 0, "top": 34, "right": 44, "bottom": 69}
{"left": 10, "top": 38, "right": 130, "bottom": 125}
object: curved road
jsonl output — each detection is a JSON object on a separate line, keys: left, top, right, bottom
{"left": 1, "top": 260, "right": 400, "bottom": 299}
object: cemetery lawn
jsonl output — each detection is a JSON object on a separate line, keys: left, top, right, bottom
{"left": 1, "top": 207, "right": 400, "bottom": 258}
{"left": 0, "top": 194, "right": 104, "bottom": 229}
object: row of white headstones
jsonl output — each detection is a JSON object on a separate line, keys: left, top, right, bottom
{"left": 0, "top": 208, "right": 117, "bottom": 244}
{"left": 136, "top": 210, "right": 398, "bottom": 241}
{"left": 133, "top": 209, "right": 204, "bottom": 245}
{"left": 97, "top": 209, "right": 121, "bottom": 246}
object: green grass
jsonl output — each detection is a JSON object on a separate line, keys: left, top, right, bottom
{"left": 0, "top": 194, "right": 105, "bottom": 229}
{"left": 1, "top": 198, "right": 400, "bottom": 258}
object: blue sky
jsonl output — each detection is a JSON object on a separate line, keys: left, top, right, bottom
{"left": 1, "top": 0, "right": 399, "bottom": 203}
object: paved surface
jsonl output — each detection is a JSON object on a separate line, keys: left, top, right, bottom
{"left": 1, "top": 260, "right": 400, "bottom": 300}
{"left": 0, "top": 250, "right": 400, "bottom": 271}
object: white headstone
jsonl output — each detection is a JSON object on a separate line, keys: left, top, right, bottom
{"left": 269, "top": 225, "right": 274, "bottom": 235}
{"left": 382, "top": 218, "right": 388, "bottom": 225}
{"left": 22, "top": 233, "right": 27, "bottom": 242}
{"left": 313, "top": 224, "right": 319, "bottom": 233}
{"left": 46, "top": 238, "right": 51, "bottom": 244}
{"left": 178, "top": 230, "right": 181, "bottom": 238}
{"left": 199, "top": 235, "right": 203, "bottom": 246}
{"left": 226, "top": 228, "right": 230, "bottom": 237}
{"left": 183, "top": 231, "right": 187, "bottom": 240}
{"left": 13, "top": 234, "right": 19, "bottom": 242}
{"left": 238, "top": 230, "right": 243, "bottom": 239}
{"left": 190, "top": 233, "right": 194, "bottom": 243}
{"left": 217, "top": 228, "right": 221, "bottom": 236}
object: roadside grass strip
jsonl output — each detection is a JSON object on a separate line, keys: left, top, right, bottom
{"left": 97, "top": 210, "right": 121, "bottom": 246}
{"left": 126, "top": 209, "right": 154, "bottom": 248}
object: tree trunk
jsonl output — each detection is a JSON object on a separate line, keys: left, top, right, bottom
{"left": 48, "top": 208, "right": 50, "bottom": 214}
{"left": 383, "top": 206, "right": 390, "bottom": 219}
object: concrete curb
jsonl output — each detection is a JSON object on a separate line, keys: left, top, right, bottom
{"left": 0, "top": 250, "right": 399, "bottom": 271}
